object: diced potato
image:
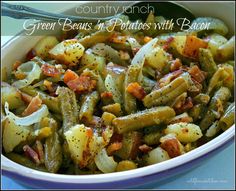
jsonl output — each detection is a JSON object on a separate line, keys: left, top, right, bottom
{"left": 165, "top": 122, "right": 203, "bottom": 143}
{"left": 169, "top": 35, "right": 187, "bottom": 56}
{"left": 64, "top": 124, "right": 90, "bottom": 167}
{"left": 65, "top": 124, "right": 113, "bottom": 168}
{"left": 144, "top": 147, "right": 170, "bottom": 165}
{"left": 33, "top": 36, "right": 59, "bottom": 59}
{"left": 49, "top": 39, "right": 85, "bottom": 65}
{"left": 145, "top": 46, "right": 171, "bottom": 71}
{"left": 3, "top": 118, "right": 30, "bottom": 153}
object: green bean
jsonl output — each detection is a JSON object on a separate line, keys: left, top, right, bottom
{"left": 79, "top": 91, "right": 99, "bottom": 122}
{"left": 124, "top": 38, "right": 158, "bottom": 114}
{"left": 219, "top": 102, "right": 235, "bottom": 131}
{"left": 5, "top": 153, "right": 47, "bottom": 172}
{"left": 124, "top": 65, "right": 141, "bottom": 114}
{"left": 113, "top": 106, "right": 175, "bottom": 134}
{"left": 141, "top": 76, "right": 156, "bottom": 94}
{"left": 200, "top": 87, "right": 231, "bottom": 131}
{"left": 44, "top": 132, "right": 62, "bottom": 173}
{"left": 189, "top": 104, "right": 207, "bottom": 122}
{"left": 143, "top": 131, "right": 162, "bottom": 145}
{"left": 142, "top": 66, "right": 156, "bottom": 78}
{"left": 193, "top": 93, "right": 210, "bottom": 105}
{"left": 199, "top": 48, "right": 217, "bottom": 78}
{"left": 20, "top": 86, "right": 60, "bottom": 114}
{"left": 143, "top": 77, "right": 188, "bottom": 108}
{"left": 107, "top": 42, "right": 131, "bottom": 52}
{"left": 78, "top": 30, "right": 114, "bottom": 48}
{"left": 207, "top": 67, "right": 230, "bottom": 95}
{"left": 170, "top": 92, "right": 187, "bottom": 107}
{"left": 57, "top": 87, "right": 79, "bottom": 133}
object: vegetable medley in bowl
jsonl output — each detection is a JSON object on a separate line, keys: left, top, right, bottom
{"left": 1, "top": 12, "right": 235, "bottom": 175}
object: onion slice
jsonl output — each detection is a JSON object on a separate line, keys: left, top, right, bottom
{"left": 4, "top": 102, "right": 49, "bottom": 126}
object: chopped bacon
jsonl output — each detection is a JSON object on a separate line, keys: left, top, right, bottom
{"left": 170, "top": 58, "right": 182, "bottom": 72}
{"left": 22, "top": 95, "right": 42, "bottom": 116}
{"left": 23, "top": 145, "right": 40, "bottom": 165}
{"left": 188, "top": 65, "right": 207, "bottom": 83}
{"left": 20, "top": 92, "right": 33, "bottom": 104}
{"left": 143, "top": 36, "right": 153, "bottom": 43}
{"left": 101, "top": 91, "right": 113, "bottom": 99}
{"left": 109, "top": 133, "right": 123, "bottom": 143}
{"left": 14, "top": 72, "right": 26, "bottom": 80}
{"left": 132, "top": 47, "right": 140, "bottom": 55}
{"left": 41, "top": 64, "right": 60, "bottom": 77}
{"left": 168, "top": 116, "right": 193, "bottom": 124}
{"left": 175, "top": 97, "right": 193, "bottom": 114}
{"left": 183, "top": 35, "right": 208, "bottom": 59}
{"left": 191, "top": 78, "right": 203, "bottom": 93}
{"left": 159, "top": 69, "right": 183, "bottom": 87}
{"left": 12, "top": 61, "right": 22, "bottom": 71}
{"left": 107, "top": 142, "right": 122, "bottom": 156}
{"left": 163, "top": 36, "right": 174, "bottom": 51}
{"left": 139, "top": 144, "right": 152, "bottom": 153}
{"left": 66, "top": 74, "right": 96, "bottom": 94}
{"left": 109, "top": 34, "right": 127, "bottom": 44}
{"left": 35, "top": 140, "right": 44, "bottom": 163}
{"left": 26, "top": 48, "right": 36, "bottom": 60}
{"left": 126, "top": 82, "right": 146, "bottom": 100}
{"left": 160, "top": 138, "right": 181, "bottom": 158}
{"left": 63, "top": 69, "right": 79, "bottom": 84}
{"left": 86, "top": 127, "right": 94, "bottom": 138}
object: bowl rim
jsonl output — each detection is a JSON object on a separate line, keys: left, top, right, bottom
{"left": 1, "top": 2, "right": 235, "bottom": 185}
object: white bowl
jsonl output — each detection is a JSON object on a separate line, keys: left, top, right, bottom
{"left": 1, "top": 1, "right": 235, "bottom": 189}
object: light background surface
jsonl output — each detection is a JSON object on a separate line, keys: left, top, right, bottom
{"left": 1, "top": 2, "right": 235, "bottom": 190}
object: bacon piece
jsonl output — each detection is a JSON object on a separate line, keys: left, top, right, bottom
{"left": 66, "top": 74, "right": 96, "bottom": 94}
{"left": 126, "top": 82, "right": 146, "bottom": 100}
{"left": 107, "top": 142, "right": 122, "bottom": 156}
{"left": 101, "top": 92, "right": 113, "bottom": 99}
{"left": 13, "top": 61, "right": 22, "bottom": 71}
{"left": 183, "top": 36, "right": 208, "bottom": 59}
{"left": 20, "top": 92, "right": 33, "bottom": 104}
{"left": 41, "top": 64, "right": 60, "bottom": 77}
{"left": 139, "top": 144, "right": 152, "bottom": 153}
{"left": 159, "top": 69, "right": 183, "bottom": 87}
{"left": 175, "top": 97, "right": 194, "bottom": 114}
{"left": 163, "top": 36, "right": 174, "bottom": 51}
{"left": 170, "top": 58, "right": 182, "bottom": 72}
{"left": 26, "top": 48, "right": 36, "bottom": 60}
{"left": 188, "top": 65, "right": 207, "bottom": 83}
{"left": 160, "top": 138, "right": 181, "bottom": 158}
{"left": 23, "top": 145, "right": 40, "bottom": 165}
{"left": 35, "top": 140, "right": 44, "bottom": 163}
{"left": 143, "top": 36, "right": 153, "bottom": 43}
{"left": 22, "top": 95, "right": 42, "bottom": 116}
